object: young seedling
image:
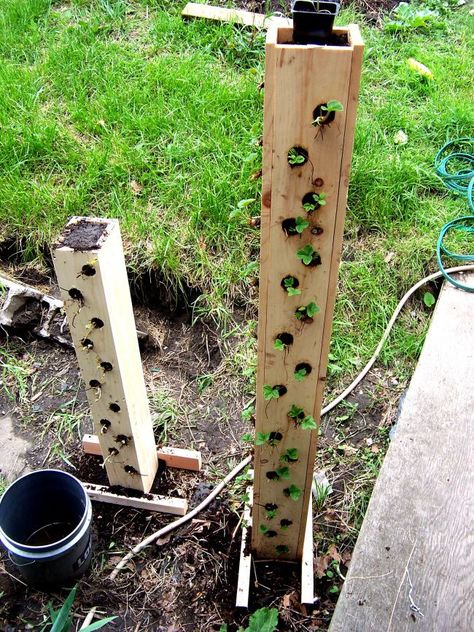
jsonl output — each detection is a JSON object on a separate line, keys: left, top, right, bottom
{"left": 282, "top": 276, "right": 301, "bottom": 296}
{"left": 256, "top": 431, "right": 283, "bottom": 447}
{"left": 287, "top": 147, "right": 308, "bottom": 166}
{"left": 301, "top": 415, "right": 317, "bottom": 430}
{"left": 296, "top": 244, "right": 321, "bottom": 266}
{"left": 280, "top": 448, "right": 299, "bottom": 463}
{"left": 295, "top": 301, "right": 320, "bottom": 322}
{"left": 312, "top": 100, "right": 344, "bottom": 126}
{"left": 263, "top": 384, "right": 286, "bottom": 400}
{"left": 294, "top": 367, "right": 308, "bottom": 381}
{"left": 288, "top": 404, "right": 305, "bottom": 423}
{"left": 273, "top": 338, "right": 286, "bottom": 352}
{"left": 283, "top": 485, "right": 302, "bottom": 501}
{"left": 266, "top": 466, "right": 290, "bottom": 481}
{"left": 303, "top": 192, "right": 327, "bottom": 212}
{"left": 265, "top": 507, "right": 277, "bottom": 519}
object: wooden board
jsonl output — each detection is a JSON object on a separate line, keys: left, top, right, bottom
{"left": 236, "top": 487, "right": 253, "bottom": 608}
{"left": 329, "top": 274, "right": 474, "bottom": 632}
{"left": 83, "top": 483, "right": 188, "bottom": 516}
{"left": 301, "top": 499, "right": 314, "bottom": 604}
{"left": 252, "top": 24, "right": 363, "bottom": 560}
{"left": 53, "top": 218, "right": 158, "bottom": 493}
{"left": 182, "top": 3, "right": 291, "bottom": 29}
{"left": 82, "top": 434, "right": 202, "bottom": 471}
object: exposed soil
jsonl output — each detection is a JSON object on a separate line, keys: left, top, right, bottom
{"left": 0, "top": 280, "right": 403, "bottom": 631}
{"left": 57, "top": 219, "right": 110, "bottom": 252}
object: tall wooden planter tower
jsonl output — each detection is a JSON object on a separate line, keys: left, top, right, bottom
{"left": 252, "top": 22, "right": 363, "bottom": 561}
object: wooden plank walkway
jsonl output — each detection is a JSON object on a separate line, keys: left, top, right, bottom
{"left": 329, "top": 273, "right": 474, "bottom": 632}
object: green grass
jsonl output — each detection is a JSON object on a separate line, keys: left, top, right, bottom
{"left": 0, "top": 0, "right": 473, "bottom": 382}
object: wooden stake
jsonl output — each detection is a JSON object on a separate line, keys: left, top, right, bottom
{"left": 252, "top": 25, "right": 364, "bottom": 560}
{"left": 236, "top": 487, "right": 253, "bottom": 608}
{"left": 301, "top": 499, "right": 314, "bottom": 604}
{"left": 182, "top": 3, "right": 291, "bottom": 29}
{"left": 53, "top": 217, "right": 158, "bottom": 493}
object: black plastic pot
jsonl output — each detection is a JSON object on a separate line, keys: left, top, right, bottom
{"left": 292, "top": 0, "right": 340, "bottom": 44}
{"left": 0, "top": 470, "right": 93, "bottom": 588}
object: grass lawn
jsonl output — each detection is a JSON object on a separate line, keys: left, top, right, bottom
{"left": 0, "top": 0, "right": 473, "bottom": 383}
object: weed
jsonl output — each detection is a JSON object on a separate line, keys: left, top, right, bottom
{"left": 220, "top": 606, "right": 278, "bottom": 632}
{"left": 47, "top": 584, "right": 116, "bottom": 632}
{"left": 0, "top": 475, "right": 7, "bottom": 496}
{"left": 384, "top": 2, "right": 444, "bottom": 32}
{"left": 423, "top": 291, "right": 436, "bottom": 307}
{"left": 149, "top": 388, "right": 179, "bottom": 444}
{"left": 0, "top": 346, "right": 31, "bottom": 404}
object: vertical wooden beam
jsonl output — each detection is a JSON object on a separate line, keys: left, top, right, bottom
{"left": 53, "top": 217, "right": 158, "bottom": 493}
{"left": 252, "top": 25, "right": 363, "bottom": 559}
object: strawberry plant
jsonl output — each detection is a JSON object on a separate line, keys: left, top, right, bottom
{"left": 295, "top": 301, "right": 320, "bottom": 322}
{"left": 296, "top": 244, "right": 321, "bottom": 266}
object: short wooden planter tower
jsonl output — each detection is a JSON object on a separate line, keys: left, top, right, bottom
{"left": 251, "top": 22, "right": 363, "bottom": 566}
{"left": 53, "top": 218, "right": 159, "bottom": 493}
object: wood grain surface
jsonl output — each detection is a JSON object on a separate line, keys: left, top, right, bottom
{"left": 329, "top": 274, "right": 474, "bottom": 632}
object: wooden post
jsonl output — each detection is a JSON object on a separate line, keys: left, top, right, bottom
{"left": 252, "top": 24, "right": 364, "bottom": 559}
{"left": 53, "top": 217, "right": 158, "bottom": 493}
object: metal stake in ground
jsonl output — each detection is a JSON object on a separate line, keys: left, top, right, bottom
{"left": 53, "top": 217, "right": 158, "bottom": 493}
{"left": 253, "top": 22, "right": 364, "bottom": 560}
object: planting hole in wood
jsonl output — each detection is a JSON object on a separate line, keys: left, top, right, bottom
{"left": 281, "top": 275, "right": 300, "bottom": 295}
{"left": 282, "top": 217, "right": 310, "bottom": 236}
{"left": 68, "top": 287, "right": 83, "bottom": 301}
{"left": 287, "top": 146, "right": 308, "bottom": 167}
{"left": 311, "top": 226, "right": 324, "bottom": 236}
{"left": 100, "top": 361, "right": 113, "bottom": 372}
{"left": 80, "top": 264, "right": 96, "bottom": 277}
{"left": 81, "top": 338, "right": 94, "bottom": 350}
{"left": 266, "top": 471, "right": 279, "bottom": 480}
{"left": 108, "top": 447, "right": 119, "bottom": 456}
{"left": 280, "top": 519, "right": 293, "bottom": 528}
{"left": 109, "top": 403, "right": 121, "bottom": 413}
{"left": 124, "top": 465, "right": 139, "bottom": 475}
{"left": 265, "top": 530, "right": 277, "bottom": 538}
{"left": 313, "top": 103, "right": 336, "bottom": 126}
{"left": 294, "top": 363, "right": 312, "bottom": 381}
{"left": 274, "top": 332, "right": 294, "bottom": 350}
{"left": 91, "top": 317, "right": 104, "bottom": 329}
{"left": 265, "top": 503, "right": 278, "bottom": 511}
{"left": 89, "top": 379, "right": 101, "bottom": 388}
{"left": 115, "top": 434, "right": 130, "bottom": 446}
{"left": 275, "top": 385, "right": 287, "bottom": 397}
{"left": 269, "top": 431, "right": 283, "bottom": 443}
{"left": 302, "top": 192, "right": 325, "bottom": 213}
{"left": 100, "top": 419, "right": 111, "bottom": 434}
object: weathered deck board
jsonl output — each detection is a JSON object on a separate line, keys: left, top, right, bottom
{"left": 329, "top": 274, "right": 474, "bottom": 632}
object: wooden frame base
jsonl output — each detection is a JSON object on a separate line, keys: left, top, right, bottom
{"left": 236, "top": 497, "right": 315, "bottom": 607}
{"left": 82, "top": 434, "right": 202, "bottom": 471}
{"left": 83, "top": 482, "right": 188, "bottom": 515}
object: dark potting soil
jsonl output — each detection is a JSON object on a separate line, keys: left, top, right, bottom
{"left": 57, "top": 219, "right": 109, "bottom": 251}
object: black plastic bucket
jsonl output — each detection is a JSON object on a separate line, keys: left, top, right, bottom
{"left": 0, "top": 470, "right": 92, "bottom": 588}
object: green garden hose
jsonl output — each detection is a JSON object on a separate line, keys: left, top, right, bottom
{"left": 434, "top": 138, "right": 474, "bottom": 292}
